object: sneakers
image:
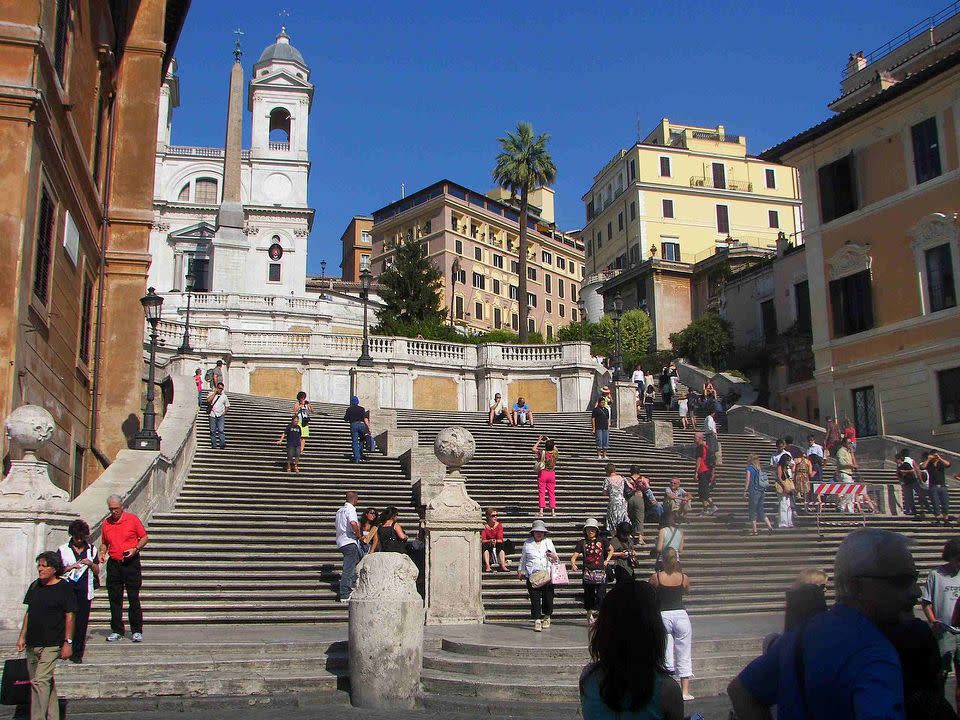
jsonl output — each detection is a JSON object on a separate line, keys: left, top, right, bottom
{"left": 106, "top": 633, "right": 123, "bottom": 642}
{"left": 541, "top": 617, "right": 551, "bottom": 629}
{"left": 682, "top": 693, "right": 695, "bottom": 701}
{"left": 132, "top": 632, "right": 143, "bottom": 643}
{"left": 533, "top": 619, "right": 542, "bottom": 632}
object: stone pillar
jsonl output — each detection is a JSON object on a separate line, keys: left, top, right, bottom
{"left": 351, "top": 366, "right": 396, "bottom": 434}
{"left": 0, "top": 406, "right": 79, "bottom": 629}
{"left": 614, "top": 381, "right": 639, "bottom": 429}
{"left": 425, "top": 426, "right": 483, "bottom": 625}
{"left": 348, "top": 552, "right": 423, "bottom": 709}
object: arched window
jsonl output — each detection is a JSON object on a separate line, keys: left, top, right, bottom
{"left": 177, "top": 183, "right": 190, "bottom": 201}
{"left": 194, "top": 178, "right": 218, "bottom": 204}
{"left": 269, "top": 108, "right": 291, "bottom": 145}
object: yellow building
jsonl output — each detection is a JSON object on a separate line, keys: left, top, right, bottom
{"left": 761, "top": 14, "right": 960, "bottom": 449}
{"left": 582, "top": 119, "right": 801, "bottom": 274}
{"left": 370, "top": 180, "right": 585, "bottom": 338}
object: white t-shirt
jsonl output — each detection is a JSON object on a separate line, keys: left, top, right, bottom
{"left": 922, "top": 565, "right": 960, "bottom": 622}
{"left": 770, "top": 450, "right": 791, "bottom": 468}
{"left": 705, "top": 415, "right": 717, "bottom": 434}
{"left": 335, "top": 503, "right": 359, "bottom": 548}
{"left": 631, "top": 370, "right": 644, "bottom": 383}
{"left": 806, "top": 443, "right": 824, "bottom": 461}
{"left": 520, "top": 537, "right": 556, "bottom": 577}
{"left": 208, "top": 391, "right": 230, "bottom": 417}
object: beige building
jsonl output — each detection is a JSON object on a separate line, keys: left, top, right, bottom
{"left": 761, "top": 11, "right": 960, "bottom": 449}
{"left": 370, "top": 180, "right": 585, "bottom": 339}
{"left": 582, "top": 119, "right": 801, "bottom": 276}
{"left": 339, "top": 215, "right": 373, "bottom": 282}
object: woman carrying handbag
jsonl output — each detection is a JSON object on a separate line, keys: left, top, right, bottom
{"left": 518, "top": 519, "right": 559, "bottom": 632}
{"left": 570, "top": 518, "right": 609, "bottom": 626}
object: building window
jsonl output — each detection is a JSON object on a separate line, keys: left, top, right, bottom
{"left": 33, "top": 188, "right": 55, "bottom": 305}
{"left": 546, "top": 299, "right": 552, "bottom": 313}
{"left": 768, "top": 210, "right": 779, "bottom": 228}
{"left": 939, "top": 367, "right": 960, "bottom": 425}
{"left": 558, "top": 279, "right": 565, "bottom": 298}
{"left": 546, "top": 324, "right": 553, "bottom": 340}
{"left": 818, "top": 154, "right": 858, "bottom": 223}
{"left": 361, "top": 231, "right": 372, "bottom": 243}
{"left": 452, "top": 296, "right": 463, "bottom": 319}
{"left": 912, "top": 117, "right": 942, "bottom": 185}
{"left": 53, "top": 0, "right": 70, "bottom": 83}
{"left": 452, "top": 217, "right": 459, "bottom": 232}
{"left": 571, "top": 308, "right": 578, "bottom": 322}
{"left": 545, "top": 274, "right": 552, "bottom": 293}
{"left": 406, "top": 228, "right": 414, "bottom": 243}
{"left": 794, "top": 280, "right": 811, "bottom": 334}
{"left": 661, "top": 241, "right": 680, "bottom": 262}
{"left": 268, "top": 263, "right": 281, "bottom": 282}
{"left": 630, "top": 201, "right": 636, "bottom": 221}
{"left": 557, "top": 256, "right": 566, "bottom": 270}
{"left": 528, "top": 318, "right": 535, "bottom": 333}
{"left": 470, "top": 224, "right": 478, "bottom": 239}
{"left": 586, "top": 240, "right": 592, "bottom": 257}
{"left": 852, "top": 386, "right": 879, "bottom": 437}
{"left": 615, "top": 254, "right": 624, "bottom": 270}
{"left": 472, "top": 272, "right": 485, "bottom": 290}
{"left": 716, "top": 205, "right": 730, "bottom": 234}
{"left": 474, "top": 246, "right": 482, "bottom": 261}
{"left": 760, "top": 299, "right": 777, "bottom": 343}
{"left": 586, "top": 200, "right": 595, "bottom": 222}
{"left": 511, "top": 259, "right": 519, "bottom": 273}
{"left": 630, "top": 245, "right": 639, "bottom": 264}
{"left": 475, "top": 302, "right": 483, "bottom": 320}
{"left": 629, "top": 158, "right": 637, "bottom": 181}
{"left": 571, "top": 285, "right": 578, "bottom": 302}
{"left": 78, "top": 274, "right": 94, "bottom": 365}
{"left": 596, "top": 231, "right": 603, "bottom": 249}
{"left": 177, "top": 183, "right": 190, "bottom": 202}
{"left": 455, "top": 268, "right": 466, "bottom": 284}
{"left": 528, "top": 267, "right": 537, "bottom": 281}
{"left": 455, "top": 239, "right": 463, "bottom": 254}
{"left": 662, "top": 199, "right": 674, "bottom": 218}
{"left": 712, "top": 163, "right": 726, "bottom": 190}
{"left": 542, "top": 250, "right": 552, "bottom": 264}
{"left": 618, "top": 212, "right": 624, "bottom": 231}
{"left": 194, "top": 178, "right": 218, "bottom": 205}
{"left": 659, "top": 156, "right": 671, "bottom": 177}
{"left": 493, "top": 278, "right": 501, "bottom": 295}
{"left": 509, "top": 284, "right": 519, "bottom": 300}
{"left": 605, "top": 222, "right": 612, "bottom": 241}
{"left": 559, "top": 304, "right": 565, "bottom": 318}
{"left": 926, "top": 244, "right": 957, "bottom": 312}
{"left": 494, "top": 307, "right": 502, "bottom": 328}
{"left": 493, "top": 253, "right": 504, "bottom": 269}
{"left": 765, "top": 168, "right": 776, "bottom": 189}
{"left": 527, "top": 292, "right": 537, "bottom": 308}
{"left": 829, "top": 270, "right": 874, "bottom": 337}
{"left": 512, "top": 312, "right": 519, "bottom": 331}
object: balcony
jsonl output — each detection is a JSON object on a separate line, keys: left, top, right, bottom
{"left": 689, "top": 176, "right": 754, "bottom": 192}
{"left": 269, "top": 141, "right": 290, "bottom": 151}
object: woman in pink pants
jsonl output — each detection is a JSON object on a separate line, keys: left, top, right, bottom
{"left": 533, "top": 436, "right": 559, "bottom": 517}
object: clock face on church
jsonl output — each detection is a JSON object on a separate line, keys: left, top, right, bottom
{"left": 269, "top": 243, "right": 283, "bottom": 261}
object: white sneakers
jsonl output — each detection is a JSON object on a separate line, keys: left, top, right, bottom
{"left": 132, "top": 632, "right": 143, "bottom": 643}
{"left": 541, "top": 617, "right": 551, "bottom": 629}
{"left": 682, "top": 693, "right": 695, "bottom": 701}
{"left": 106, "top": 633, "right": 122, "bottom": 642}
{"left": 534, "top": 619, "right": 542, "bottom": 632}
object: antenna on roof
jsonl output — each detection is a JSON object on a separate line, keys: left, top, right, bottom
{"left": 636, "top": 113, "right": 642, "bottom": 143}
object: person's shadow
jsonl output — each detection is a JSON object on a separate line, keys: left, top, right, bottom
{"left": 121, "top": 414, "right": 141, "bottom": 449}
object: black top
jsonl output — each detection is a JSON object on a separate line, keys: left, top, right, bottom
{"left": 655, "top": 573, "right": 685, "bottom": 611}
{"left": 592, "top": 406, "right": 610, "bottom": 430}
{"left": 574, "top": 539, "right": 609, "bottom": 571}
{"left": 344, "top": 405, "right": 367, "bottom": 423}
{"left": 283, "top": 424, "right": 302, "bottom": 447}
{"left": 927, "top": 460, "right": 947, "bottom": 487}
{"left": 378, "top": 524, "right": 406, "bottom": 553}
{"left": 23, "top": 579, "right": 78, "bottom": 647}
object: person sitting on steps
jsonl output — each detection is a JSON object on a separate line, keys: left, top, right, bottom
{"left": 512, "top": 396, "right": 534, "bottom": 427}
{"left": 488, "top": 393, "right": 513, "bottom": 425}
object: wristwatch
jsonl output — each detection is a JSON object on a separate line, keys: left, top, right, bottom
{"left": 64, "top": 639, "right": 72, "bottom": 644}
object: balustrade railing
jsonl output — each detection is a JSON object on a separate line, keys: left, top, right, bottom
{"left": 268, "top": 141, "right": 290, "bottom": 151}
{"left": 501, "top": 344, "right": 564, "bottom": 363}
{"left": 689, "top": 176, "right": 753, "bottom": 192}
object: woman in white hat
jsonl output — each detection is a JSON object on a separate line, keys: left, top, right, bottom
{"left": 518, "top": 519, "right": 559, "bottom": 632}
{"left": 570, "top": 518, "right": 609, "bottom": 626}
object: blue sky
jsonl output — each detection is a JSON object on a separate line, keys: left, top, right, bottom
{"left": 168, "top": 1, "right": 948, "bottom": 274}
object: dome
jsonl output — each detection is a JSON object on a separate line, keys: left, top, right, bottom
{"left": 256, "top": 27, "right": 306, "bottom": 68}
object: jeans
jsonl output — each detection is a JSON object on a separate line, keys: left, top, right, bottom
{"left": 595, "top": 428, "right": 609, "bottom": 449}
{"left": 106, "top": 556, "right": 143, "bottom": 635}
{"left": 339, "top": 543, "right": 360, "bottom": 600}
{"left": 644, "top": 404, "right": 653, "bottom": 422}
{"left": 902, "top": 482, "right": 930, "bottom": 515}
{"left": 209, "top": 414, "right": 225, "bottom": 448}
{"left": 350, "top": 421, "right": 367, "bottom": 462}
{"left": 931, "top": 485, "right": 950, "bottom": 516}
{"left": 526, "top": 580, "right": 554, "bottom": 619}
{"left": 748, "top": 488, "right": 767, "bottom": 522}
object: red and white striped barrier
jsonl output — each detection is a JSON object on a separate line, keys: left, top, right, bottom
{"left": 812, "top": 482, "right": 867, "bottom": 496}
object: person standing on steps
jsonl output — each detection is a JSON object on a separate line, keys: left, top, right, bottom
{"left": 694, "top": 433, "right": 717, "bottom": 516}
{"left": 335, "top": 492, "right": 362, "bottom": 602}
{"left": 643, "top": 384, "right": 656, "bottom": 423}
{"left": 631, "top": 364, "right": 645, "bottom": 394}
{"left": 806, "top": 434, "right": 825, "bottom": 488}
{"left": 194, "top": 368, "right": 204, "bottom": 407}
{"left": 677, "top": 392, "right": 689, "bottom": 429}
{"left": 518, "top": 519, "right": 559, "bottom": 632}
{"left": 205, "top": 359, "right": 224, "bottom": 390}
{"left": 570, "top": 518, "right": 609, "bottom": 626}
{"left": 922, "top": 451, "right": 953, "bottom": 524}
{"left": 835, "top": 436, "right": 858, "bottom": 514}
{"left": 100, "top": 494, "right": 148, "bottom": 643}
{"left": 293, "top": 391, "right": 311, "bottom": 455}
{"left": 655, "top": 511, "right": 684, "bottom": 571}
{"left": 16, "top": 551, "right": 77, "bottom": 720}
{"left": 625, "top": 465, "right": 648, "bottom": 544}
{"left": 206, "top": 381, "right": 229, "bottom": 449}
{"left": 57, "top": 519, "right": 99, "bottom": 663}
{"left": 649, "top": 548, "right": 695, "bottom": 702}
{"left": 274, "top": 415, "right": 303, "bottom": 474}
{"left": 376, "top": 506, "right": 409, "bottom": 554}
{"left": 343, "top": 396, "right": 369, "bottom": 463}
{"left": 603, "top": 463, "right": 629, "bottom": 534}
{"left": 823, "top": 416, "right": 841, "bottom": 457}
{"left": 607, "top": 521, "right": 640, "bottom": 581}
{"left": 744, "top": 453, "right": 774, "bottom": 536}
{"left": 592, "top": 395, "right": 611, "bottom": 460}
{"left": 533, "top": 435, "right": 559, "bottom": 517}
{"left": 921, "top": 538, "right": 960, "bottom": 708}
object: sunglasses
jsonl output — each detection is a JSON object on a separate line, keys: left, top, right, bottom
{"left": 858, "top": 572, "right": 919, "bottom": 588}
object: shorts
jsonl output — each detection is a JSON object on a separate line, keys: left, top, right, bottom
{"left": 286, "top": 444, "right": 301, "bottom": 461}
{"left": 938, "top": 632, "right": 960, "bottom": 673}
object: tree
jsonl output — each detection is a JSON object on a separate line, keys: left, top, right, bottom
{"left": 375, "top": 237, "right": 444, "bottom": 331}
{"left": 555, "top": 309, "right": 652, "bottom": 369}
{"left": 492, "top": 121, "right": 557, "bottom": 342}
{"left": 669, "top": 313, "right": 733, "bottom": 370}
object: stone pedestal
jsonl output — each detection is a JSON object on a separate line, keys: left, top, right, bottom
{"left": 0, "top": 405, "right": 79, "bottom": 628}
{"left": 350, "top": 367, "right": 381, "bottom": 410}
{"left": 614, "top": 381, "right": 639, "bottom": 429}
{"left": 636, "top": 420, "right": 674, "bottom": 448}
{"left": 425, "top": 427, "right": 483, "bottom": 625}
{"left": 348, "top": 552, "right": 424, "bottom": 708}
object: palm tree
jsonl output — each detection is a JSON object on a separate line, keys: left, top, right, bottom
{"left": 493, "top": 122, "right": 557, "bottom": 342}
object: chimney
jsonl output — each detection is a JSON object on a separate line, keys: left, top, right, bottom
{"left": 218, "top": 49, "right": 244, "bottom": 229}
{"left": 845, "top": 50, "right": 867, "bottom": 76}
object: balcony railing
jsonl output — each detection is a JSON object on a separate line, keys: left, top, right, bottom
{"left": 269, "top": 141, "right": 290, "bottom": 151}
{"left": 166, "top": 145, "right": 250, "bottom": 159}
{"left": 689, "top": 176, "right": 754, "bottom": 192}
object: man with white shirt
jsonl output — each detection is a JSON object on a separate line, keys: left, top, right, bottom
{"left": 206, "top": 382, "right": 230, "bottom": 449}
{"left": 806, "top": 435, "right": 825, "bottom": 484}
{"left": 335, "top": 492, "right": 362, "bottom": 602}
{"left": 770, "top": 438, "right": 791, "bottom": 469}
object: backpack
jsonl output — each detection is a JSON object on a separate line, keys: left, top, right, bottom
{"left": 204, "top": 368, "right": 215, "bottom": 383}
{"left": 756, "top": 467, "right": 770, "bottom": 491}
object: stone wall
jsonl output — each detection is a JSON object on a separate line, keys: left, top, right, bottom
{"left": 249, "top": 366, "right": 303, "bottom": 399}
{"left": 413, "top": 376, "right": 458, "bottom": 411}
{"left": 506, "top": 379, "right": 558, "bottom": 413}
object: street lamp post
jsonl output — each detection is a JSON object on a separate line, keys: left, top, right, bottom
{"left": 449, "top": 258, "right": 460, "bottom": 328}
{"left": 133, "top": 287, "right": 164, "bottom": 451}
{"left": 577, "top": 297, "right": 586, "bottom": 336}
{"left": 357, "top": 266, "right": 373, "bottom": 367}
{"left": 178, "top": 272, "right": 195, "bottom": 354}
{"left": 320, "top": 260, "right": 327, "bottom": 289}
{"left": 611, "top": 291, "right": 624, "bottom": 382}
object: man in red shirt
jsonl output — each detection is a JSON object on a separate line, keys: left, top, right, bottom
{"left": 99, "top": 495, "right": 148, "bottom": 643}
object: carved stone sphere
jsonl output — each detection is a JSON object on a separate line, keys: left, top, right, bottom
{"left": 5, "top": 405, "right": 55, "bottom": 453}
{"left": 433, "top": 426, "right": 476, "bottom": 471}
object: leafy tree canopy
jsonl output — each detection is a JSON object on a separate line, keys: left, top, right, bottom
{"left": 669, "top": 313, "right": 733, "bottom": 371}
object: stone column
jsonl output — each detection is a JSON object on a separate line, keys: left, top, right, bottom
{"left": 425, "top": 427, "right": 483, "bottom": 625}
{"left": 0, "top": 406, "right": 79, "bottom": 629}
{"left": 351, "top": 366, "right": 397, "bottom": 434}
{"left": 348, "top": 552, "right": 423, "bottom": 709}
{"left": 614, "top": 380, "right": 639, "bottom": 429}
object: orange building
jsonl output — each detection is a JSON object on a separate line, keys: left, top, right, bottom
{"left": 762, "top": 25, "right": 960, "bottom": 449}
{"left": 339, "top": 215, "right": 373, "bottom": 281}
{"left": 0, "top": 1, "right": 189, "bottom": 493}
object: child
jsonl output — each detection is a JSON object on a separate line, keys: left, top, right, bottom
{"left": 275, "top": 415, "right": 303, "bottom": 473}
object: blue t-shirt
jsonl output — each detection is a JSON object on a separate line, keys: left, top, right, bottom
{"left": 580, "top": 665, "right": 663, "bottom": 720}
{"left": 738, "top": 604, "right": 904, "bottom": 720}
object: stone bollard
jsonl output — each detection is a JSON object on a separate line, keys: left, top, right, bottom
{"left": 348, "top": 552, "right": 424, "bottom": 708}
{"left": 0, "top": 405, "right": 79, "bottom": 629}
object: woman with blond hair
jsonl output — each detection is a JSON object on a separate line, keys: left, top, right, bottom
{"left": 743, "top": 453, "right": 773, "bottom": 536}
{"left": 649, "top": 547, "right": 694, "bottom": 701}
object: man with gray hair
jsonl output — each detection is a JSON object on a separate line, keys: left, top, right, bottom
{"left": 100, "top": 495, "right": 148, "bottom": 642}
{"left": 729, "top": 528, "right": 919, "bottom": 719}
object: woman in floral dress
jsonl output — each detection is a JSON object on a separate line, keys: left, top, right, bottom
{"left": 603, "top": 463, "right": 629, "bottom": 533}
